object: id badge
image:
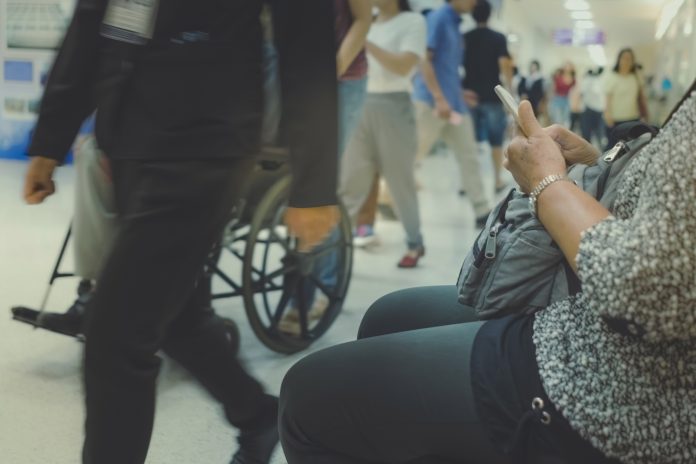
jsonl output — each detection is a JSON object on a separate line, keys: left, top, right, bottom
{"left": 101, "top": 0, "right": 159, "bottom": 45}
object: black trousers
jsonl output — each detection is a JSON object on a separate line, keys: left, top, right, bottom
{"left": 580, "top": 108, "right": 604, "bottom": 148}
{"left": 279, "top": 286, "right": 511, "bottom": 464}
{"left": 82, "top": 158, "right": 265, "bottom": 464}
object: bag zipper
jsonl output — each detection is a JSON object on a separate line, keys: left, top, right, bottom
{"left": 475, "top": 221, "right": 509, "bottom": 266}
{"left": 485, "top": 223, "right": 502, "bottom": 259}
{"left": 603, "top": 141, "right": 627, "bottom": 163}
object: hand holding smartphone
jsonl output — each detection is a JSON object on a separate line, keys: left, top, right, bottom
{"left": 494, "top": 85, "right": 526, "bottom": 136}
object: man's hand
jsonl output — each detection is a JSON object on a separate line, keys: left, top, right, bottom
{"left": 462, "top": 89, "right": 479, "bottom": 109}
{"left": 434, "top": 96, "right": 452, "bottom": 120}
{"left": 544, "top": 124, "right": 600, "bottom": 166}
{"left": 23, "top": 156, "right": 59, "bottom": 204}
{"left": 285, "top": 205, "right": 340, "bottom": 253}
{"left": 504, "top": 101, "right": 566, "bottom": 194}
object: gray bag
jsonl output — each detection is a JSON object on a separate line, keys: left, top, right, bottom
{"left": 457, "top": 131, "right": 654, "bottom": 320}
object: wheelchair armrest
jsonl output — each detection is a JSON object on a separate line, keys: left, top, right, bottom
{"left": 258, "top": 146, "right": 289, "bottom": 171}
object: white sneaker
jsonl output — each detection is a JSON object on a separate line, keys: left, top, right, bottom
{"left": 353, "top": 225, "right": 379, "bottom": 248}
{"left": 278, "top": 295, "right": 330, "bottom": 335}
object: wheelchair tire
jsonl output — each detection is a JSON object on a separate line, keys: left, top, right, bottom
{"left": 242, "top": 176, "right": 353, "bottom": 354}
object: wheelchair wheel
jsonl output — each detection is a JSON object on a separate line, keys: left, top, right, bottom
{"left": 242, "top": 176, "right": 353, "bottom": 354}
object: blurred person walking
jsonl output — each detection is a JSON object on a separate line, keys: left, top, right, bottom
{"left": 580, "top": 67, "right": 606, "bottom": 148}
{"left": 412, "top": 0, "right": 491, "bottom": 227}
{"left": 281, "top": 0, "right": 371, "bottom": 331}
{"left": 21, "top": 1, "right": 340, "bottom": 463}
{"left": 340, "top": 0, "right": 428, "bottom": 268}
{"left": 518, "top": 60, "right": 546, "bottom": 120}
{"left": 462, "top": 0, "right": 513, "bottom": 194}
{"left": 549, "top": 62, "right": 576, "bottom": 127}
{"left": 604, "top": 48, "right": 648, "bottom": 149}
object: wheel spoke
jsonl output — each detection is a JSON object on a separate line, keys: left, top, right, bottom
{"left": 250, "top": 281, "right": 284, "bottom": 293}
{"left": 295, "top": 276, "right": 311, "bottom": 338}
{"left": 307, "top": 274, "right": 338, "bottom": 302}
{"left": 268, "top": 228, "right": 292, "bottom": 253}
{"left": 271, "top": 275, "right": 298, "bottom": 326}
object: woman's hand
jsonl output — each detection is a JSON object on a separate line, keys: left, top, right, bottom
{"left": 504, "top": 101, "right": 567, "bottom": 193}
{"left": 544, "top": 124, "right": 600, "bottom": 166}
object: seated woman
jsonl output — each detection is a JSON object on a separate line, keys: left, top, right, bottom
{"left": 278, "top": 87, "right": 696, "bottom": 463}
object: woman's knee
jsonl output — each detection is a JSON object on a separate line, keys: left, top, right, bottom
{"left": 358, "top": 286, "right": 460, "bottom": 340}
{"left": 280, "top": 347, "right": 352, "bottom": 451}
{"left": 357, "top": 289, "right": 409, "bottom": 339}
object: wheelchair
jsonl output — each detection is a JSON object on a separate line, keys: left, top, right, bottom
{"left": 11, "top": 147, "right": 354, "bottom": 354}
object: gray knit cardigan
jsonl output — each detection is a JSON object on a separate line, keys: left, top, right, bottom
{"left": 533, "top": 92, "right": 696, "bottom": 464}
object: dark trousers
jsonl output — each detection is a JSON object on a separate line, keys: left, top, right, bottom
{"left": 279, "top": 286, "right": 511, "bottom": 464}
{"left": 82, "top": 158, "right": 265, "bottom": 464}
{"left": 580, "top": 108, "right": 604, "bottom": 147}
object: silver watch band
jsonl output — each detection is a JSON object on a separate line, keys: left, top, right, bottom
{"left": 529, "top": 174, "right": 570, "bottom": 217}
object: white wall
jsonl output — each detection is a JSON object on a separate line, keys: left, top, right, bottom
{"left": 651, "top": 0, "right": 696, "bottom": 105}
{"left": 494, "top": 0, "right": 598, "bottom": 77}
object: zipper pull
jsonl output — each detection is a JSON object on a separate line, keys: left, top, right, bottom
{"left": 485, "top": 225, "right": 499, "bottom": 259}
{"left": 604, "top": 141, "right": 626, "bottom": 163}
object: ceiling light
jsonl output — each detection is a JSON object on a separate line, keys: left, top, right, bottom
{"left": 564, "top": 0, "right": 590, "bottom": 11}
{"left": 656, "top": 0, "right": 686, "bottom": 39}
{"left": 508, "top": 34, "right": 519, "bottom": 43}
{"left": 571, "top": 11, "right": 593, "bottom": 20}
{"left": 588, "top": 45, "right": 607, "bottom": 66}
{"left": 575, "top": 20, "right": 596, "bottom": 29}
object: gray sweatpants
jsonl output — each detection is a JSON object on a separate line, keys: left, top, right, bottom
{"left": 339, "top": 93, "right": 423, "bottom": 249}
{"left": 414, "top": 101, "right": 490, "bottom": 216}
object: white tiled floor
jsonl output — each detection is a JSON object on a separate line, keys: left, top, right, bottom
{"left": 0, "top": 147, "right": 508, "bottom": 464}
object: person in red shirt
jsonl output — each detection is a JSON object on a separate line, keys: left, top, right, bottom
{"left": 549, "top": 61, "right": 576, "bottom": 127}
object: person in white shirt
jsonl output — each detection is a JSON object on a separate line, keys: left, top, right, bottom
{"left": 339, "top": 0, "right": 428, "bottom": 268}
{"left": 580, "top": 67, "right": 606, "bottom": 148}
{"left": 604, "top": 47, "right": 648, "bottom": 149}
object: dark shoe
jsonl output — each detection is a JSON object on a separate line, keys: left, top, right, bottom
{"left": 475, "top": 212, "right": 491, "bottom": 229}
{"left": 397, "top": 246, "right": 425, "bottom": 268}
{"left": 36, "top": 288, "right": 91, "bottom": 337}
{"left": 231, "top": 395, "right": 279, "bottom": 464}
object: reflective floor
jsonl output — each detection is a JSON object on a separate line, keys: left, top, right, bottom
{"left": 0, "top": 147, "right": 507, "bottom": 463}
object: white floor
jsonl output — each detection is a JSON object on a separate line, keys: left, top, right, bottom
{"left": 0, "top": 147, "right": 508, "bottom": 464}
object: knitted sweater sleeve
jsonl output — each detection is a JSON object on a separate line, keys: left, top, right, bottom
{"left": 576, "top": 94, "right": 696, "bottom": 342}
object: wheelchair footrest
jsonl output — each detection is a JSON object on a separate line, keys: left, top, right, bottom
{"left": 10, "top": 306, "right": 84, "bottom": 340}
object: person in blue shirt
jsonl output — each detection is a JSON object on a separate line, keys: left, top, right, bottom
{"left": 412, "top": 0, "right": 491, "bottom": 227}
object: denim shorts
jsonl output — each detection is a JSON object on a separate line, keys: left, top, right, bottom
{"left": 472, "top": 102, "right": 508, "bottom": 147}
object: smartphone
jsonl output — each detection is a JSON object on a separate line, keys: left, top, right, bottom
{"left": 494, "top": 85, "right": 525, "bottom": 135}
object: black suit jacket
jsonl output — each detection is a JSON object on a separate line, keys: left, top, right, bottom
{"left": 28, "top": 0, "right": 338, "bottom": 208}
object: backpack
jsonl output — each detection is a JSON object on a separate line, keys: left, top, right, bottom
{"left": 456, "top": 123, "right": 657, "bottom": 320}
